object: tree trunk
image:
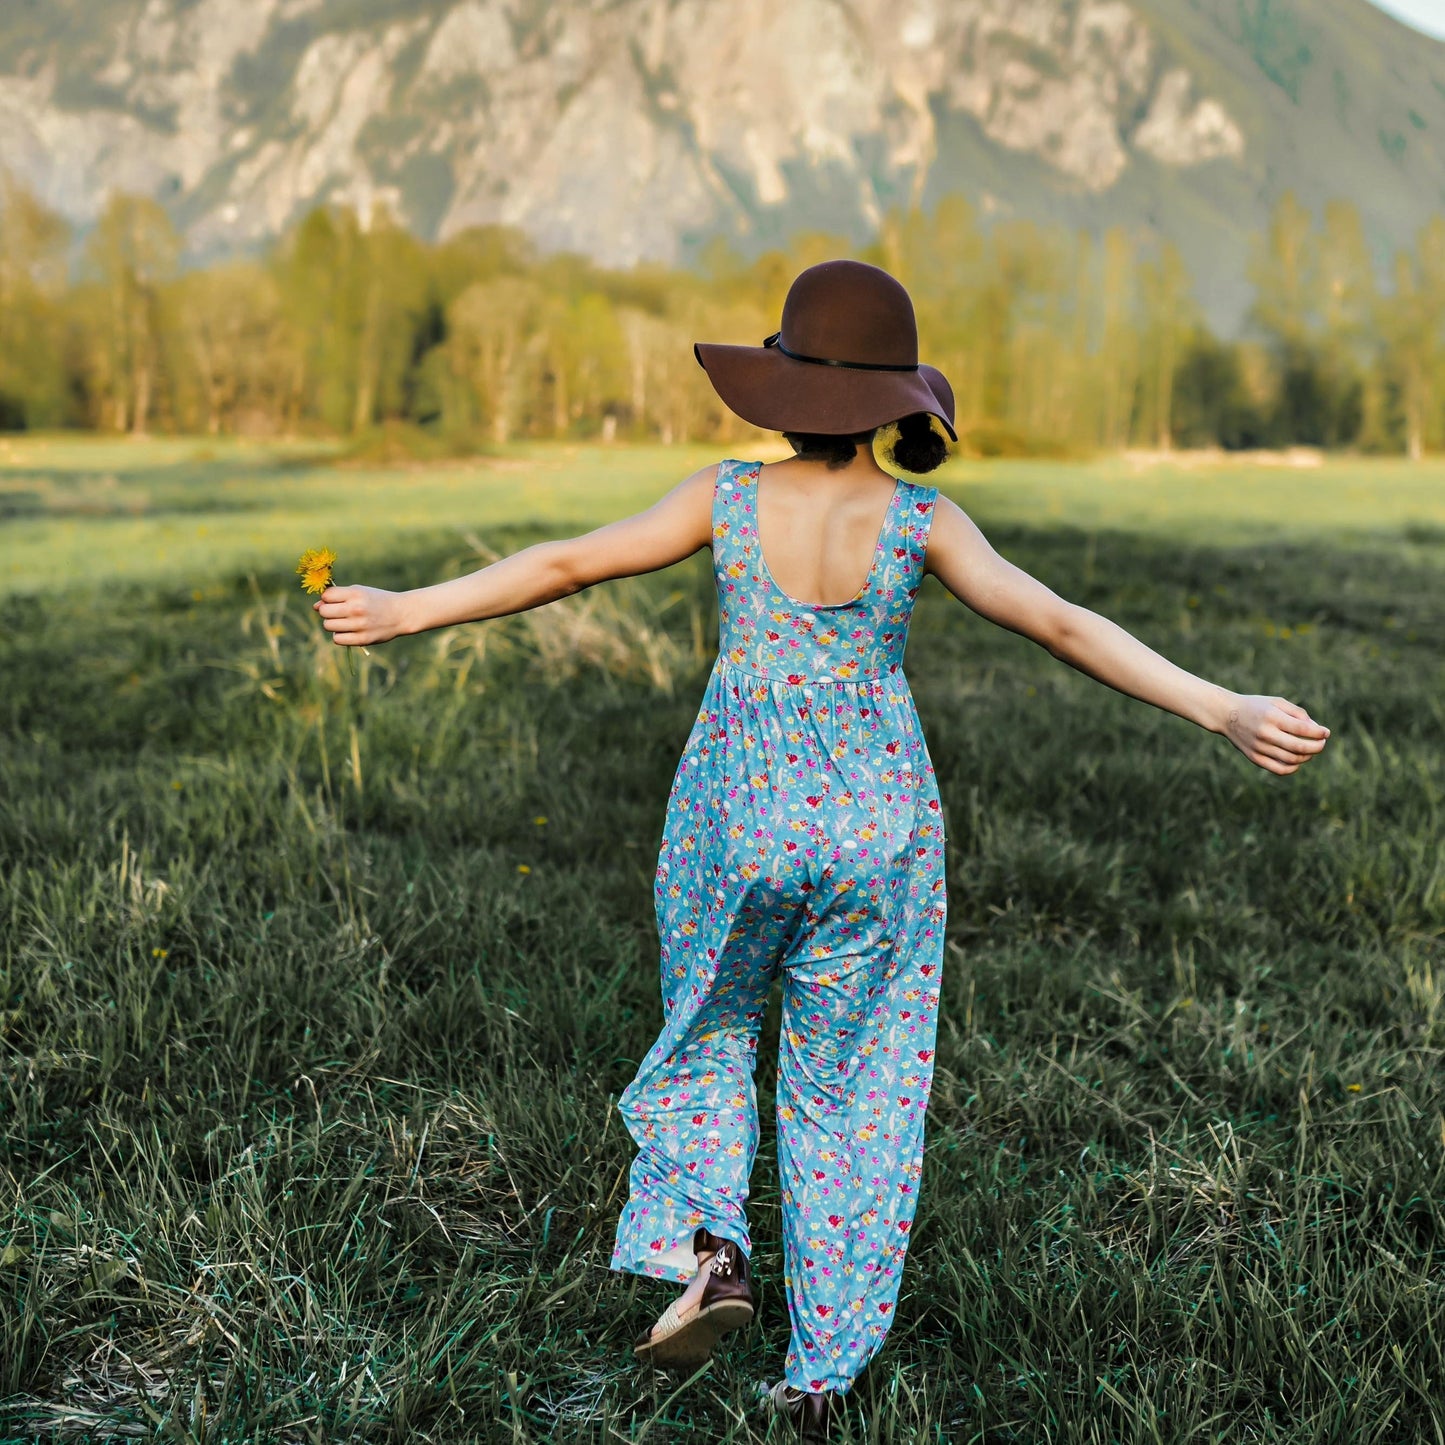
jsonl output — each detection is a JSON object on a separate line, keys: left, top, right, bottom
{"left": 1407, "top": 379, "right": 1423, "bottom": 461}
{"left": 1156, "top": 329, "right": 1176, "bottom": 451}
{"left": 352, "top": 274, "right": 380, "bottom": 432}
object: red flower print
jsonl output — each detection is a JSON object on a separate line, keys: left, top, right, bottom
{"left": 878, "top": 1302, "right": 891, "bottom": 1313}
{"left": 816, "top": 1304, "right": 832, "bottom": 1318}
{"left": 787, "top": 674, "right": 805, "bottom": 685}
{"left": 828, "top": 1214, "right": 843, "bottom": 1227}
{"left": 918, "top": 1049, "right": 933, "bottom": 1062}
{"left": 813, "top": 1169, "right": 827, "bottom": 1180}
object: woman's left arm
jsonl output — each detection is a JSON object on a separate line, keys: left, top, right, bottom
{"left": 924, "top": 495, "right": 1330, "bottom": 775}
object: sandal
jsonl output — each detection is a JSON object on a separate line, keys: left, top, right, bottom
{"left": 633, "top": 1227, "right": 754, "bottom": 1369}
{"left": 757, "top": 1379, "right": 836, "bottom": 1439}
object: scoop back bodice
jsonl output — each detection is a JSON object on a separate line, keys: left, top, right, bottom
{"left": 712, "top": 458, "right": 938, "bottom": 683}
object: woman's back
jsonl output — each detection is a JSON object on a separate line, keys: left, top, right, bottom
{"left": 711, "top": 458, "right": 936, "bottom": 685}
{"left": 751, "top": 454, "right": 911, "bottom": 610}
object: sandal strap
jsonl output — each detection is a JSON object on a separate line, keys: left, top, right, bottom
{"left": 650, "top": 1298, "right": 689, "bottom": 1342}
{"left": 758, "top": 1381, "right": 834, "bottom": 1433}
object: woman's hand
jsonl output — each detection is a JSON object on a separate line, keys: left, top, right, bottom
{"left": 313, "top": 585, "right": 412, "bottom": 646}
{"left": 1221, "top": 694, "right": 1330, "bottom": 774}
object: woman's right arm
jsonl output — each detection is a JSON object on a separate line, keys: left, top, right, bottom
{"left": 924, "top": 494, "right": 1330, "bottom": 775}
{"left": 314, "top": 464, "right": 718, "bottom": 646}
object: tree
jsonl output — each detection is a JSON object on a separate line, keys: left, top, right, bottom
{"left": 0, "top": 172, "right": 70, "bottom": 428}
{"left": 1137, "top": 243, "right": 1193, "bottom": 450}
{"left": 1172, "top": 330, "right": 1266, "bottom": 449}
{"left": 84, "top": 192, "right": 179, "bottom": 433}
{"left": 168, "top": 262, "right": 296, "bottom": 435}
{"left": 447, "top": 276, "right": 546, "bottom": 441}
{"left": 1096, "top": 228, "right": 1141, "bottom": 450}
{"left": 1380, "top": 219, "right": 1445, "bottom": 460}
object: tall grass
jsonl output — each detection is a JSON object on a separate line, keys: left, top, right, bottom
{"left": 1, "top": 459, "right": 1443, "bottom": 1441}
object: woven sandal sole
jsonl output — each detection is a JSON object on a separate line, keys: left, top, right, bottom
{"left": 633, "top": 1299, "right": 754, "bottom": 1369}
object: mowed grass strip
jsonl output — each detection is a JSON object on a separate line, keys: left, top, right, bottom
{"left": 1, "top": 452, "right": 1443, "bottom": 1441}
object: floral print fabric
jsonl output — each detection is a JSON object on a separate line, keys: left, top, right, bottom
{"left": 611, "top": 458, "right": 947, "bottom": 1394}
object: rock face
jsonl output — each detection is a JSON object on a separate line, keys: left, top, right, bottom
{"left": 0, "top": 0, "right": 1442, "bottom": 325}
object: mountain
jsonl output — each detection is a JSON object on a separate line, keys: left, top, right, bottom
{"left": 2, "top": 0, "right": 1444, "bottom": 327}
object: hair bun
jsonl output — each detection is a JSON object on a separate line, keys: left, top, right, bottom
{"left": 874, "top": 413, "right": 951, "bottom": 475}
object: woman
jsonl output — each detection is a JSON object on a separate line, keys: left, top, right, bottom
{"left": 313, "top": 260, "right": 1330, "bottom": 1438}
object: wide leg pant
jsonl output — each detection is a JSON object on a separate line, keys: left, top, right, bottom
{"left": 610, "top": 864, "right": 946, "bottom": 1394}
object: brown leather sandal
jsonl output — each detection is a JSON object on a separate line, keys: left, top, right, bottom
{"left": 632, "top": 1227, "right": 754, "bottom": 1370}
{"left": 757, "top": 1380, "right": 837, "bottom": 1440}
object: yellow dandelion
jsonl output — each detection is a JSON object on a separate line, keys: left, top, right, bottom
{"left": 517, "top": 864, "right": 531, "bottom": 875}
{"left": 296, "top": 546, "right": 337, "bottom": 595}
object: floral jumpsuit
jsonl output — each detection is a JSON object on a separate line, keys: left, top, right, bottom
{"left": 610, "top": 458, "right": 947, "bottom": 1395}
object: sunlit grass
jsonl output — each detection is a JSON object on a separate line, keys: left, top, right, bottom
{"left": 4, "top": 436, "right": 1445, "bottom": 598}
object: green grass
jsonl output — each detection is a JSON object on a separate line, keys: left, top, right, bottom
{"left": 4, "top": 436, "right": 1445, "bottom": 598}
{"left": 2, "top": 441, "right": 1444, "bottom": 1442}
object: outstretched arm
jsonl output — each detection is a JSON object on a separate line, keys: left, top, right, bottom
{"left": 315, "top": 464, "right": 717, "bottom": 645}
{"left": 924, "top": 495, "right": 1330, "bottom": 775}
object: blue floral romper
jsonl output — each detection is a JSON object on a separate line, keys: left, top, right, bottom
{"left": 611, "top": 458, "right": 947, "bottom": 1395}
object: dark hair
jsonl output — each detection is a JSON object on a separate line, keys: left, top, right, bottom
{"left": 781, "top": 429, "right": 870, "bottom": 469}
{"left": 883, "top": 413, "right": 950, "bottom": 474}
{"left": 783, "top": 413, "right": 949, "bottom": 475}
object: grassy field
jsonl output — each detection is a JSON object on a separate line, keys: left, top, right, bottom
{"left": 2, "top": 438, "right": 1444, "bottom": 1442}
{"left": 5, "top": 436, "right": 1445, "bottom": 598}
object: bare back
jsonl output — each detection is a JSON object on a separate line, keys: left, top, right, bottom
{"left": 754, "top": 453, "right": 904, "bottom": 609}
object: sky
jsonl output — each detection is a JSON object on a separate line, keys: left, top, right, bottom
{"left": 1368, "top": 0, "right": 1445, "bottom": 39}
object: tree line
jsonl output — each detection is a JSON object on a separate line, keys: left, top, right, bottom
{"left": 1, "top": 174, "right": 1442, "bottom": 456}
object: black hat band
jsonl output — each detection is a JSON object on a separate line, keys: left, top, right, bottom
{"left": 762, "top": 331, "right": 919, "bottom": 373}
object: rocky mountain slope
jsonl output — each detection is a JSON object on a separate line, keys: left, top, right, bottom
{"left": 2, "top": 0, "right": 1443, "bottom": 325}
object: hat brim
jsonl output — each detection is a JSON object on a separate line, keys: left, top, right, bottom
{"left": 694, "top": 342, "right": 958, "bottom": 442}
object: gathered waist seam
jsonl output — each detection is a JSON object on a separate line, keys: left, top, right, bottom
{"left": 713, "top": 657, "right": 905, "bottom": 687}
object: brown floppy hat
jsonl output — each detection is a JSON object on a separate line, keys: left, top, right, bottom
{"left": 694, "top": 259, "right": 957, "bottom": 441}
